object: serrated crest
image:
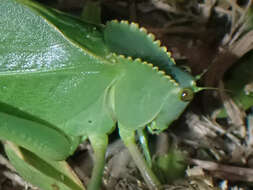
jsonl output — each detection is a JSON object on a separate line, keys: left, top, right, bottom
{"left": 104, "top": 20, "right": 183, "bottom": 86}
{"left": 104, "top": 20, "right": 176, "bottom": 69}
{"left": 116, "top": 20, "right": 174, "bottom": 64}
{"left": 108, "top": 53, "right": 179, "bottom": 87}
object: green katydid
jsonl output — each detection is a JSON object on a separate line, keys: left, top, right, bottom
{"left": 0, "top": 0, "right": 203, "bottom": 189}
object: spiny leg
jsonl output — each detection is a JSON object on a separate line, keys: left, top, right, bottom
{"left": 119, "top": 124, "right": 161, "bottom": 190}
{"left": 87, "top": 134, "right": 108, "bottom": 190}
{"left": 137, "top": 128, "right": 152, "bottom": 167}
{"left": 4, "top": 142, "right": 85, "bottom": 190}
{"left": 0, "top": 112, "right": 72, "bottom": 161}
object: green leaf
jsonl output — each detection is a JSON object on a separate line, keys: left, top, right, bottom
{"left": 152, "top": 149, "right": 186, "bottom": 183}
{"left": 218, "top": 51, "right": 253, "bottom": 117}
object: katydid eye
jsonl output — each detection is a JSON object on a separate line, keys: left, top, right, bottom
{"left": 180, "top": 88, "right": 194, "bottom": 102}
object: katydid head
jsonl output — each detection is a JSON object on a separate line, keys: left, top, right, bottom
{"left": 146, "top": 67, "right": 204, "bottom": 135}
{"left": 146, "top": 66, "right": 221, "bottom": 135}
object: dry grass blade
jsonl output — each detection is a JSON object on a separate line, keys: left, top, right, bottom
{"left": 190, "top": 158, "right": 253, "bottom": 183}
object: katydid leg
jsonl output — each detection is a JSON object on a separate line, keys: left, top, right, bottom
{"left": 119, "top": 125, "right": 161, "bottom": 190}
{"left": 137, "top": 128, "right": 152, "bottom": 167}
{"left": 0, "top": 112, "right": 71, "bottom": 161}
{"left": 5, "top": 142, "right": 85, "bottom": 190}
{"left": 87, "top": 134, "right": 108, "bottom": 190}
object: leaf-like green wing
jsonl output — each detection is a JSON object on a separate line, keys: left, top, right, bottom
{"left": 0, "top": 0, "right": 118, "bottom": 135}
{"left": 1, "top": 0, "right": 105, "bottom": 72}
{"left": 17, "top": 0, "right": 109, "bottom": 57}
